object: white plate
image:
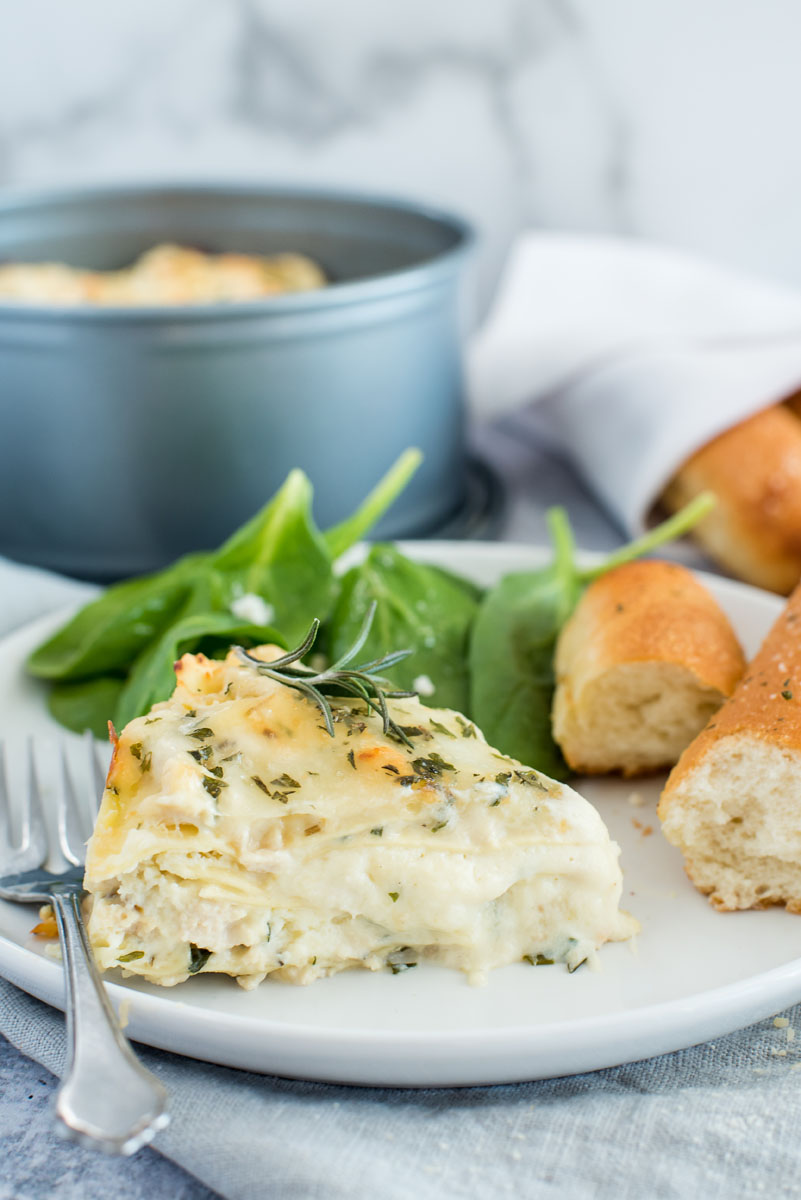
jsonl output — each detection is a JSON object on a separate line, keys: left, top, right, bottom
{"left": 0, "top": 542, "right": 797, "bottom": 1088}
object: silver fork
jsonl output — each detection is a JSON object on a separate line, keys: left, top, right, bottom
{"left": 0, "top": 736, "right": 169, "bottom": 1155}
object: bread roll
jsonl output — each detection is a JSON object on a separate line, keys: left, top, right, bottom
{"left": 552, "top": 560, "right": 745, "bottom": 777}
{"left": 661, "top": 405, "right": 801, "bottom": 594}
{"left": 659, "top": 580, "right": 801, "bottom": 911}
{"left": 782, "top": 391, "right": 801, "bottom": 421}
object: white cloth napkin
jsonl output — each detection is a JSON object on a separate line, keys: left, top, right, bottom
{"left": 469, "top": 234, "right": 801, "bottom": 532}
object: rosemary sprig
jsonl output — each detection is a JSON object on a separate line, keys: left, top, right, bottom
{"left": 234, "top": 602, "right": 417, "bottom": 747}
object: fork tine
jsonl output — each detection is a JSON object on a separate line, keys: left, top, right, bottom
{"left": 57, "top": 745, "right": 89, "bottom": 867}
{"left": 20, "top": 738, "right": 48, "bottom": 869}
{"left": 0, "top": 743, "right": 12, "bottom": 859}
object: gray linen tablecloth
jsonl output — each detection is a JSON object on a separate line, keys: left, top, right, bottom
{"left": 2, "top": 422, "right": 801, "bottom": 1200}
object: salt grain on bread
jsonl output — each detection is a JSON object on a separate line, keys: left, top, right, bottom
{"left": 659, "top": 580, "right": 801, "bottom": 911}
{"left": 661, "top": 405, "right": 801, "bottom": 595}
{"left": 552, "top": 560, "right": 745, "bottom": 777}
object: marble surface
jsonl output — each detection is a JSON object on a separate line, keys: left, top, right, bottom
{"left": 2, "top": 0, "right": 801, "bottom": 305}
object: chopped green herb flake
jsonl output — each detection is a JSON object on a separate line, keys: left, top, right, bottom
{"left": 430, "top": 820, "right": 448, "bottom": 832}
{"left": 429, "top": 719, "right": 456, "bottom": 738}
{"left": 190, "top": 727, "right": 215, "bottom": 740}
{"left": 130, "top": 742, "right": 143, "bottom": 760}
{"left": 523, "top": 953, "right": 554, "bottom": 966}
{"left": 185, "top": 709, "right": 197, "bottom": 718}
{"left": 140, "top": 751, "right": 152, "bottom": 774}
{"left": 388, "top": 891, "right": 400, "bottom": 903}
{"left": 782, "top": 689, "right": 793, "bottom": 700}
{"left": 495, "top": 772, "right": 512, "bottom": 786}
{"left": 252, "top": 776, "right": 269, "bottom": 794}
{"left": 310, "top": 956, "right": 317, "bottom": 965}
{"left": 332, "top": 708, "right": 368, "bottom": 734}
{"left": 270, "top": 774, "right": 300, "bottom": 791}
{"left": 188, "top": 944, "right": 211, "bottom": 974}
{"left": 371, "top": 826, "right": 383, "bottom": 836}
{"left": 118, "top": 950, "right": 144, "bottom": 963}
{"left": 382, "top": 764, "right": 399, "bottom": 775}
{"left": 411, "top": 753, "right": 454, "bottom": 779}
{"left": 144, "top": 716, "right": 161, "bottom": 725}
{"left": 107, "top": 785, "right": 119, "bottom": 796}
{"left": 347, "top": 749, "right": 356, "bottom": 769}
{"left": 514, "top": 769, "right": 546, "bottom": 790}
{"left": 456, "top": 716, "right": 477, "bottom": 738}
{"left": 390, "top": 961, "right": 417, "bottom": 974}
{"left": 202, "top": 776, "right": 226, "bottom": 799}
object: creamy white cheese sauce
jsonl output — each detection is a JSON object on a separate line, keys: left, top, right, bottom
{"left": 85, "top": 647, "right": 637, "bottom": 988}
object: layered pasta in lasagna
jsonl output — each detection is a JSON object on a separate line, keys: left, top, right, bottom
{"left": 83, "top": 646, "right": 636, "bottom": 988}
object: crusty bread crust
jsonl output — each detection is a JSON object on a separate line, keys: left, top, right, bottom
{"left": 557, "top": 560, "right": 745, "bottom": 697}
{"left": 782, "top": 391, "right": 801, "bottom": 421}
{"left": 659, "top": 579, "right": 801, "bottom": 911}
{"left": 661, "top": 405, "right": 801, "bottom": 594}
{"left": 659, "top": 580, "right": 801, "bottom": 792}
{"left": 553, "top": 560, "right": 745, "bottom": 775}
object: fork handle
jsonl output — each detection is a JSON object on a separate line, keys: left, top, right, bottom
{"left": 49, "top": 888, "right": 170, "bottom": 1155}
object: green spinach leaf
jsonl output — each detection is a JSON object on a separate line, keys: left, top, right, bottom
{"left": 469, "top": 494, "right": 716, "bottom": 776}
{"left": 29, "top": 449, "right": 422, "bottom": 694}
{"left": 324, "top": 448, "right": 422, "bottom": 560}
{"left": 212, "top": 468, "right": 337, "bottom": 646}
{"left": 469, "top": 509, "right": 578, "bottom": 778}
{"left": 27, "top": 554, "right": 204, "bottom": 681}
{"left": 47, "top": 675, "right": 126, "bottom": 740}
{"left": 115, "top": 608, "right": 284, "bottom": 730}
{"left": 29, "top": 451, "right": 423, "bottom": 735}
{"left": 328, "top": 544, "right": 480, "bottom": 713}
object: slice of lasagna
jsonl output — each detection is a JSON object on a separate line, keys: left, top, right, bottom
{"left": 84, "top": 646, "right": 637, "bottom": 988}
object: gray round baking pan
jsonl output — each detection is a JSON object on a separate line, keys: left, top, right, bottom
{"left": 421, "top": 456, "right": 506, "bottom": 541}
{"left": 0, "top": 183, "right": 475, "bottom": 580}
